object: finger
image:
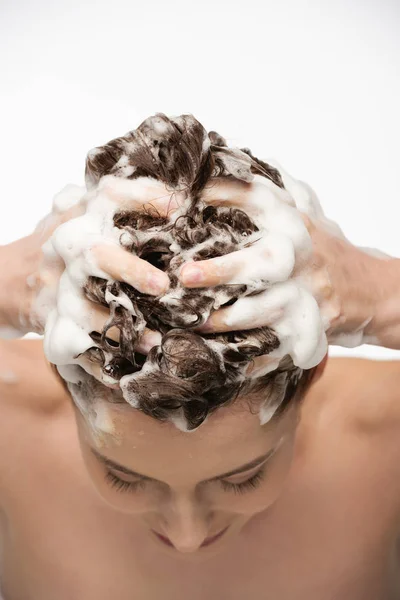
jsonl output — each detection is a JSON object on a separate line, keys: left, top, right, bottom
{"left": 180, "top": 233, "right": 295, "bottom": 288}
{"left": 180, "top": 252, "right": 244, "bottom": 288}
{"left": 201, "top": 178, "right": 252, "bottom": 207}
{"left": 200, "top": 282, "right": 326, "bottom": 369}
{"left": 201, "top": 176, "right": 294, "bottom": 210}
{"left": 91, "top": 244, "right": 169, "bottom": 296}
{"left": 87, "top": 302, "right": 161, "bottom": 352}
{"left": 197, "top": 294, "right": 284, "bottom": 333}
{"left": 98, "top": 176, "right": 185, "bottom": 216}
{"left": 75, "top": 325, "right": 161, "bottom": 387}
{"left": 197, "top": 282, "right": 298, "bottom": 334}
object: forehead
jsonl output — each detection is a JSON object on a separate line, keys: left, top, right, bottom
{"left": 79, "top": 396, "right": 296, "bottom": 483}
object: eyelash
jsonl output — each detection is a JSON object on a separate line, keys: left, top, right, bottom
{"left": 219, "top": 467, "right": 266, "bottom": 494}
{"left": 105, "top": 466, "right": 267, "bottom": 495}
{"left": 105, "top": 471, "right": 147, "bottom": 493}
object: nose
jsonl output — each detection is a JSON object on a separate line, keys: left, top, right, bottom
{"left": 162, "top": 494, "right": 211, "bottom": 553}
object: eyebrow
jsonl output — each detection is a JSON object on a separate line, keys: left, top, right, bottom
{"left": 91, "top": 448, "right": 274, "bottom": 484}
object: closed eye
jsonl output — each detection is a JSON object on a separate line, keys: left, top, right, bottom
{"left": 98, "top": 447, "right": 277, "bottom": 495}
{"left": 105, "top": 470, "right": 147, "bottom": 493}
{"left": 219, "top": 465, "right": 267, "bottom": 494}
{"left": 105, "top": 467, "right": 267, "bottom": 496}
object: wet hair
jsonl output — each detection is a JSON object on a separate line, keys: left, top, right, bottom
{"left": 72, "top": 113, "right": 316, "bottom": 431}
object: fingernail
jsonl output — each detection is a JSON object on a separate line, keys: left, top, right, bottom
{"left": 147, "top": 272, "right": 169, "bottom": 295}
{"left": 181, "top": 264, "right": 204, "bottom": 284}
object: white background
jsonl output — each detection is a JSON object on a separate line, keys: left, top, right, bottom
{"left": 1, "top": 0, "right": 399, "bottom": 358}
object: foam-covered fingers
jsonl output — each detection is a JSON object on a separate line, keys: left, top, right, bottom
{"left": 179, "top": 253, "right": 243, "bottom": 287}
{"left": 91, "top": 245, "right": 169, "bottom": 296}
{"left": 202, "top": 176, "right": 294, "bottom": 213}
{"left": 198, "top": 281, "right": 327, "bottom": 370}
{"left": 180, "top": 233, "right": 295, "bottom": 288}
{"left": 198, "top": 290, "right": 285, "bottom": 333}
{"left": 271, "top": 286, "right": 327, "bottom": 369}
{"left": 98, "top": 176, "right": 184, "bottom": 216}
{"left": 87, "top": 304, "right": 111, "bottom": 336}
{"left": 299, "top": 212, "right": 316, "bottom": 235}
{"left": 36, "top": 203, "right": 87, "bottom": 242}
{"left": 83, "top": 297, "right": 161, "bottom": 352}
{"left": 201, "top": 178, "right": 253, "bottom": 207}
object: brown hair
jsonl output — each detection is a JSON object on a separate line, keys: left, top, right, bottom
{"left": 68, "top": 114, "right": 315, "bottom": 431}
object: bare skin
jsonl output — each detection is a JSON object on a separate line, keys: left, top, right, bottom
{"left": 0, "top": 339, "right": 399, "bottom": 600}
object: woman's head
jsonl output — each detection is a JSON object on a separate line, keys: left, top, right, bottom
{"left": 55, "top": 113, "right": 324, "bottom": 553}
{"left": 79, "top": 113, "right": 309, "bottom": 428}
{"left": 73, "top": 370, "right": 310, "bottom": 556}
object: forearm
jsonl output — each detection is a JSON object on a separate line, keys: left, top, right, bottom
{"left": 365, "top": 256, "right": 400, "bottom": 350}
{"left": 306, "top": 223, "right": 400, "bottom": 351}
{"left": 0, "top": 243, "right": 14, "bottom": 329}
{"left": 0, "top": 236, "right": 39, "bottom": 334}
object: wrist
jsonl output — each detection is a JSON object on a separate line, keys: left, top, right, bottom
{"left": 325, "top": 240, "right": 395, "bottom": 346}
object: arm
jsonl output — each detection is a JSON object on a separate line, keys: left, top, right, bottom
{"left": 366, "top": 256, "right": 400, "bottom": 350}
{"left": 0, "top": 180, "right": 173, "bottom": 339}
{"left": 0, "top": 234, "right": 41, "bottom": 335}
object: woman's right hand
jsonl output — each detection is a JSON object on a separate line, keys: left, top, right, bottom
{"left": 0, "top": 178, "right": 179, "bottom": 354}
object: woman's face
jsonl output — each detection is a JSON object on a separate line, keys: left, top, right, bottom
{"left": 74, "top": 394, "right": 299, "bottom": 556}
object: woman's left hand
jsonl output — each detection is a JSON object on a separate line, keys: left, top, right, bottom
{"left": 179, "top": 173, "right": 388, "bottom": 372}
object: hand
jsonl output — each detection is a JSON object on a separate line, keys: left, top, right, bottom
{"left": 178, "top": 168, "right": 390, "bottom": 370}
{"left": 0, "top": 186, "right": 86, "bottom": 337}
{"left": 0, "top": 179, "right": 180, "bottom": 356}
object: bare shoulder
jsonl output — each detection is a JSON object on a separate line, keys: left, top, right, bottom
{"left": 306, "top": 356, "right": 400, "bottom": 434}
{"left": 0, "top": 340, "right": 72, "bottom": 509}
{"left": 303, "top": 356, "right": 400, "bottom": 520}
{"left": 0, "top": 338, "right": 69, "bottom": 415}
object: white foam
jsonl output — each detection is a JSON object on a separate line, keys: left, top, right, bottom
{"left": 40, "top": 149, "right": 359, "bottom": 432}
{"left": 258, "top": 373, "right": 288, "bottom": 426}
{"left": 52, "top": 184, "right": 86, "bottom": 214}
{"left": 57, "top": 364, "right": 85, "bottom": 384}
{"left": 215, "top": 230, "right": 296, "bottom": 287}
{"left": 169, "top": 409, "right": 195, "bottom": 433}
{"left": 265, "top": 163, "right": 385, "bottom": 348}
{"left": 39, "top": 178, "right": 147, "bottom": 380}
{"left": 203, "top": 172, "right": 328, "bottom": 371}
{"left": 267, "top": 160, "right": 346, "bottom": 239}
{"left": 40, "top": 163, "right": 329, "bottom": 432}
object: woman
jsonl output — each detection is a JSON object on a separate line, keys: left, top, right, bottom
{"left": 0, "top": 114, "right": 400, "bottom": 600}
